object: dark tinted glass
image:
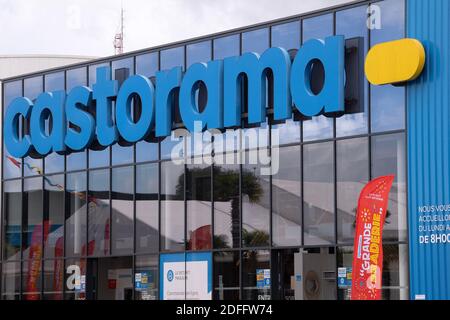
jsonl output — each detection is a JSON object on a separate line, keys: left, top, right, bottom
{"left": 111, "top": 166, "right": 134, "bottom": 255}
{"left": 136, "top": 163, "right": 159, "bottom": 253}
{"left": 214, "top": 251, "right": 240, "bottom": 300}
{"left": 303, "top": 142, "right": 334, "bottom": 245}
{"left": 3, "top": 180, "right": 22, "bottom": 260}
{"left": 88, "top": 169, "right": 110, "bottom": 256}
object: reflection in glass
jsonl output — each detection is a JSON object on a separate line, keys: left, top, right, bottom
{"left": 43, "top": 259, "right": 64, "bottom": 300}
{"left": 65, "top": 172, "right": 87, "bottom": 257}
{"left": 136, "top": 52, "right": 158, "bottom": 77}
{"left": 271, "top": 249, "right": 300, "bottom": 300}
{"left": 271, "top": 119, "right": 301, "bottom": 146}
{"left": 272, "top": 146, "right": 301, "bottom": 246}
{"left": 23, "top": 177, "right": 43, "bottom": 259}
{"left": 135, "top": 255, "right": 158, "bottom": 300}
{"left": 301, "top": 247, "right": 336, "bottom": 300}
{"left": 3, "top": 180, "right": 22, "bottom": 261}
{"left": 161, "top": 46, "right": 185, "bottom": 71}
{"left": 44, "top": 174, "right": 65, "bottom": 258}
{"left": 371, "top": 133, "right": 407, "bottom": 241}
{"left": 370, "top": 0, "right": 405, "bottom": 133}
{"left": 88, "top": 169, "right": 110, "bottom": 256}
{"left": 214, "top": 251, "right": 240, "bottom": 300}
{"left": 88, "top": 63, "right": 110, "bottom": 168}
{"left": 22, "top": 260, "right": 42, "bottom": 300}
{"left": 186, "top": 164, "right": 212, "bottom": 250}
{"left": 302, "top": 14, "right": 334, "bottom": 141}
{"left": 66, "top": 67, "right": 88, "bottom": 171}
{"left": 242, "top": 152, "right": 270, "bottom": 247}
{"left": 271, "top": 21, "right": 300, "bottom": 50}
{"left": 337, "top": 138, "right": 369, "bottom": 243}
{"left": 1, "top": 261, "right": 21, "bottom": 300}
{"left": 112, "top": 166, "right": 134, "bottom": 255}
{"left": 187, "top": 41, "right": 211, "bottom": 67}
{"left": 161, "top": 162, "right": 185, "bottom": 251}
{"left": 3, "top": 81, "right": 23, "bottom": 179}
{"left": 213, "top": 34, "right": 240, "bottom": 60}
{"left": 242, "top": 28, "right": 269, "bottom": 54}
{"left": 24, "top": 76, "right": 43, "bottom": 177}
{"left": 337, "top": 244, "right": 409, "bottom": 300}
{"left": 136, "top": 163, "right": 159, "bottom": 253}
{"left": 242, "top": 250, "right": 270, "bottom": 300}
{"left": 213, "top": 162, "right": 240, "bottom": 249}
{"left": 303, "top": 142, "right": 334, "bottom": 245}
{"left": 336, "top": 6, "right": 369, "bottom": 137}
{"left": 112, "top": 58, "right": 135, "bottom": 166}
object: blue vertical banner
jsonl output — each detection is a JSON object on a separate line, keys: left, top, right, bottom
{"left": 407, "top": 0, "right": 450, "bottom": 300}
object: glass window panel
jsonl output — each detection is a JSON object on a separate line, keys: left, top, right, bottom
{"left": 160, "top": 46, "right": 185, "bottom": 71}
{"left": 1, "top": 261, "right": 21, "bottom": 299}
{"left": 271, "top": 249, "right": 300, "bottom": 300}
{"left": 44, "top": 72, "right": 65, "bottom": 174}
{"left": 242, "top": 151, "right": 270, "bottom": 247}
{"left": 3, "top": 180, "right": 22, "bottom": 261}
{"left": 136, "top": 52, "right": 158, "bottom": 77}
{"left": 136, "top": 52, "right": 159, "bottom": 163}
{"left": 186, "top": 164, "right": 212, "bottom": 250}
{"left": 301, "top": 247, "right": 336, "bottom": 300}
{"left": 134, "top": 255, "right": 158, "bottom": 300}
{"left": 302, "top": 14, "right": 334, "bottom": 141}
{"left": 337, "top": 244, "right": 409, "bottom": 300}
{"left": 24, "top": 76, "right": 43, "bottom": 177}
{"left": 213, "top": 34, "right": 240, "bottom": 60}
{"left": 112, "top": 166, "right": 134, "bottom": 255}
{"left": 187, "top": 40, "right": 211, "bottom": 67}
{"left": 88, "top": 63, "right": 110, "bottom": 168}
{"left": 112, "top": 58, "right": 135, "bottom": 166}
{"left": 161, "top": 134, "right": 185, "bottom": 160}
{"left": 44, "top": 174, "right": 65, "bottom": 258}
{"left": 242, "top": 122, "right": 269, "bottom": 151}
{"left": 64, "top": 258, "right": 87, "bottom": 300}
{"left": 242, "top": 250, "right": 270, "bottom": 300}
{"left": 303, "top": 142, "right": 334, "bottom": 245}
{"left": 371, "top": 133, "right": 407, "bottom": 241}
{"left": 242, "top": 28, "right": 269, "bottom": 54}
{"left": 213, "top": 161, "right": 240, "bottom": 249}
{"left": 23, "top": 177, "right": 43, "bottom": 258}
{"left": 66, "top": 67, "right": 88, "bottom": 171}
{"left": 337, "top": 138, "right": 369, "bottom": 243}
{"left": 136, "top": 164, "right": 159, "bottom": 254}
{"left": 88, "top": 169, "right": 110, "bottom": 257}
{"left": 272, "top": 146, "right": 301, "bottom": 246}
{"left": 213, "top": 251, "right": 240, "bottom": 300}
{"left": 336, "top": 6, "right": 369, "bottom": 137}
{"left": 65, "top": 172, "right": 87, "bottom": 257}
{"left": 3, "top": 80, "right": 23, "bottom": 179}
{"left": 271, "top": 21, "right": 301, "bottom": 50}
{"left": 370, "top": 0, "right": 405, "bottom": 132}
{"left": 161, "top": 162, "right": 185, "bottom": 251}
{"left": 271, "top": 119, "right": 301, "bottom": 146}
{"left": 22, "top": 260, "right": 42, "bottom": 300}
{"left": 43, "top": 259, "right": 64, "bottom": 300}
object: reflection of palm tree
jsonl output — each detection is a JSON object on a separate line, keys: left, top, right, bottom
{"left": 242, "top": 229, "right": 269, "bottom": 247}
{"left": 177, "top": 166, "right": 263, "bottom": 248}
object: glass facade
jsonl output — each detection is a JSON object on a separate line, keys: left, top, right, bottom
{"left": 1, "top": 0, "right": 408, "bottom": 300}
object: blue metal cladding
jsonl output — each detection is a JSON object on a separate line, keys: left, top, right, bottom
{"left": 407, "top": 0, "right": 450, "bottom": 300}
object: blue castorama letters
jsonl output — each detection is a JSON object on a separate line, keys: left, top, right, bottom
{"left": 4, "top": 35, "right": 345, "bottom": 158}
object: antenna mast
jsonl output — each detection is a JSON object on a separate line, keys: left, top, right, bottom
{"left": 113, "top": 4, "right": 124, "bottom": 54}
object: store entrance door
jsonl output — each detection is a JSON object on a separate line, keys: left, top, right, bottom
{"left": 86, "top": 256, "right": 133, "bottom": 300}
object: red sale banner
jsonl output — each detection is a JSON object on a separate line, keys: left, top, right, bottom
{"left": 351, "top": 175, "right": 395, "bottom": 300}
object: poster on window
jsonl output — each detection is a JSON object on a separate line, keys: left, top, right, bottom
{"left": 160, "top": 252, "right": 212, "bottom": 300}
{"left": 351, "top": 175, "right": 394, "bottom": 300}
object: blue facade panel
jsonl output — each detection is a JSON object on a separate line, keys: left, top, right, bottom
{"left": 407, "top": 0, "right": 450, "bottom": 300}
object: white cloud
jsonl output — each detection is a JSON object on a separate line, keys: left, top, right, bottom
{"left": 0, "top": 0, "right": 354, "bottom": 57}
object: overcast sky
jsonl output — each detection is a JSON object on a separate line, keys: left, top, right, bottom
{"left": 0, "top": 0, "right": 355, "bottom": 58}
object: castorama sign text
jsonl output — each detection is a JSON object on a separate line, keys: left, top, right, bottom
{"left": 4, "top": 36, "right": 346, "bottom": 158}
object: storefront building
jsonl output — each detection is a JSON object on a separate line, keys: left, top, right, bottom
{"left": 1, "top": 0, "right": 448, "bottom": 300}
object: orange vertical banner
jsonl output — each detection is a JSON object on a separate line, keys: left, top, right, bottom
{"left": 351, "top": 175, "right": 395, "bottom": 300}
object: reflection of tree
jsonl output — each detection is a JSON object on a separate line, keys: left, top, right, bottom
{"left": 242, "top": 229, "right": 269, "bottom": 247}
{"left": 176, "top": 166, "right": 263, "bottom": 248}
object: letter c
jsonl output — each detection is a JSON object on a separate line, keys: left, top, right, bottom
{"left": 4, "top": 97, "right": 33, "bottom": 158}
